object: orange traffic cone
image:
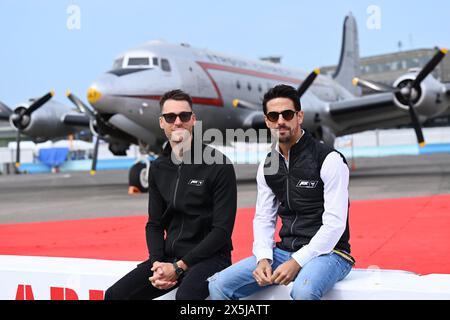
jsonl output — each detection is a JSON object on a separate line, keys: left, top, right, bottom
{"left": 128, "top": 186, "right": 141, "bottom": 195}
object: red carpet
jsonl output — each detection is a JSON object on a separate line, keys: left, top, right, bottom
{"left": 1, "top": 194, "right": 450, "bottom": 275}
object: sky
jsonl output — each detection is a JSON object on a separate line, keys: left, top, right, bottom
{"left": 1, "top": 0, "right": 449, "bottom": 107}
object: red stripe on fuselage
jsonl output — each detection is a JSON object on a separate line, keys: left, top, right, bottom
{"left": 114, "top": 62, "right": 309, "bottom": 107}
{"left": 197, "top": 62, "right": 304, "bottom": 85}
{"left": 114, "top": 95, "right": 223, "bottom": 107}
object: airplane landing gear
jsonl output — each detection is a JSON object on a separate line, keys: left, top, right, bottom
{"left": 128, "top": 162, "right": 149, "bottom": 193}
{"left": 128, "top": 141, "right": 160, "bottom": 193}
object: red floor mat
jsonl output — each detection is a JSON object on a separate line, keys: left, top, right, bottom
{"left": 1, "top": 194, "right": 450, "bottom": 275}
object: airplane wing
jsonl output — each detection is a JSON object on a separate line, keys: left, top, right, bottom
{"left": 233, "top": 92, "right": 410, "bottom": 135}
{"left": 328, "top": 92, "right": 412, "bottom": 135}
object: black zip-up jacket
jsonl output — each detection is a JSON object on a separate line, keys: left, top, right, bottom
{"left": 146, "top": 141, "right": 237, "bottom": 267}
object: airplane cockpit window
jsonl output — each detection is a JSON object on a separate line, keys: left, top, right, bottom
{"left": 127, "top": 57, "right": 150, "bottom": 67}
{"left": 161, "top": 58, "right": 171, "bottom": 72}
{"left": 109, "top": 53, "right": 159, "bottom": 76}
{"left": 113, "top": 58, "right": 124, "bottom": 69}
{"left": 111, "top": 55, "right": 156, "bottom": 70}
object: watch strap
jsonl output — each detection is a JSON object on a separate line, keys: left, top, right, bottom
{"left": 173, "top": 262, "right": 184, "bottom": 278}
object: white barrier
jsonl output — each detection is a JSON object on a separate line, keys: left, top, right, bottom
{"left": 243, "top": 269, "right": 450, "bottom": 300}
{"left": 0, "top": 255, "right": 137, "bottom": 300}
{"left": 1, "top": 255, "right": 450, "bottom": 300}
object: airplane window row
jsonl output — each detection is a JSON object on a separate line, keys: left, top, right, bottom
{"left": 235, "top": 81, "right": 267, "bottom": 93}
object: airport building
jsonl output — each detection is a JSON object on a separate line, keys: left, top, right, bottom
{"left": 322, "top": 47, "right": 450, "bottom": 93}
{"left": 321, "top": 47, "right": 450, "bottom": 126}
{"left": 0, "top": 124, "right": 15, "bottom": 147}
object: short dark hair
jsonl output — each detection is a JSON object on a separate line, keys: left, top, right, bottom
{"left": 262, "top": 84, "right": 301, "bottom": 114}
{"left": 159, "top": 89, "right": 193, "bottom": 112}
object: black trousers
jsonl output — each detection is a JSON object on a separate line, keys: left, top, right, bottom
{"left": 104, "top": 253, "right": 231, "bottom": 300}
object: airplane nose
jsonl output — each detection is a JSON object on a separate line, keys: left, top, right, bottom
{"left": 87, "top": 87, "right": 102, "bottom": 105}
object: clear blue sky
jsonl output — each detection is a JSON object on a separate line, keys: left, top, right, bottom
{"left": 1, "top": 0, "right": 449, "bottom": 107}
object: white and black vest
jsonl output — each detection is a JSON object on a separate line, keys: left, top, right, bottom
{"left": 263, "top": 130, "right": 351, "bottom": 254}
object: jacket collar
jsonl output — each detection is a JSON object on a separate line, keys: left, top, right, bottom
{"left": 273, "top": 129, "right": 311, "bottom": 159}
{"left": 161, "top": 132, "right": 205, "bottom": 164}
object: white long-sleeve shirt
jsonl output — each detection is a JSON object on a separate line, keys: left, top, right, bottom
{"left": 252, "top": 140, "right": 350, "bottom": 268}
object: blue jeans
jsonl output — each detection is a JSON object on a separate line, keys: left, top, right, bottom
{"left": 208, "top": 247, "right": 352, "bottom": 300}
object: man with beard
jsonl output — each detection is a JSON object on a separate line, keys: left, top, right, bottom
{"left": 105, "top": 89, "right": 237, "bottom": 300}
{"left": 208, "top": 84, "right": 355, "bottom": 300}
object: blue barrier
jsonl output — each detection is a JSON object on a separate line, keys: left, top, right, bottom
{"left": 17, "top": 158, "right": 149, "bottom": 174}
{"left": 14, "top": 143, "right": 450, "bottom": 174}
{"left": 17, "top": 163, "right": 52, "bottom": 174}
{"left": 337, "top": 145, "right": 419, "bottom": 158}
{"left": 418, "top": 143, "right": 450, "bottom": 155}
{"left": 60, "top": 159, "right": 137, "bottom": 172}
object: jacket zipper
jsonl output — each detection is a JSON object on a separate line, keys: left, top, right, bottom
{"left": 282, "top": 159, "right": 292, "bottom": 210}
{"left": 173, "top": 163, "right": 182, "bottom": 208}
{"left": 171, "top": 163, "right": 183, "bottom": 255}
{"left": 282, "top": 151, "right": 298, "bottom": 250}
{"left": 172, "top": 215, "right": 185, "bottom": 255}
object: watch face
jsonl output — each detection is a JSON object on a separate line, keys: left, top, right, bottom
{"left": 176, "top": 267, "right": 184, "bottom": 277}
{"left": 174, "top": 263, "right": 184, "bottom": 277}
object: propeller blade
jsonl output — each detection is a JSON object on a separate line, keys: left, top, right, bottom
{"left": 0, "top": 100, "right": 13, "bottom": 120}
{"left": 66, "top": 90, "right": 96, "bottom": 118}
{"left": 90, "top": 136, "right": 100, "bottom": 176}
{"left": 352, "top": 77, "right": 395, "bottom": 93}
{"left": 15, "top": 130, "right": 21, "bottom": 169}
{"left": 411, "top": 48, "right": 448, "bottom": 88}
{"left": 24, "top": 91, "right": 55, "bottom": 116}
{"left": 407, "top": 101, "right": 425, "bottom": 147}
{"left": 297, "top": 68, "right": 320, "bottom": 98}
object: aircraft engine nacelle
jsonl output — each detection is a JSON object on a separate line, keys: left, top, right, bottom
{"left": 392, "top": 72, "right": 449, "bottom": 118}
{"left": 10, "top": 101, "right": 80, "bottom": 141}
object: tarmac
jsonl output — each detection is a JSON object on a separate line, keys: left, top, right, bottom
{"left": 1, "top": 153, "right": 450, "bottom": 274}
{"left": 1, "top": 153, "right": 450, "bottom": 224}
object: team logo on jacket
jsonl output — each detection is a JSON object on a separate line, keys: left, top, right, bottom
{"left": 296, "top": 180, "right": 318, "bottom": 188}
{"left": 188, "top": 179, "right": 204, "bottom": 186}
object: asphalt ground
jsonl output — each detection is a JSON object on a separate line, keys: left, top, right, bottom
{"left": 1, "top": 154, "right": 450, "bottom": 224}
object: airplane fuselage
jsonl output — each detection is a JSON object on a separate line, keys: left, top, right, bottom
{"left": 89, "top": 41, "right": 355, "bottom": 146}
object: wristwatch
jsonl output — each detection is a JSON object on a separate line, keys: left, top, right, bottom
{"left": 173, "top": 262, "right": 185, "bottom": 278}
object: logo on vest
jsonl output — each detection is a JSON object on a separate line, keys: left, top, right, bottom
{"left": 188, "top": 179, "right": 204, "bottom": 186}
{"left": 296, "top": 180, "right": 318, "bottom": 189}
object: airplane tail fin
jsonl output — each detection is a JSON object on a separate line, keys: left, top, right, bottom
{"left": 333, "top": 13, "right": 361, "bottom": 96}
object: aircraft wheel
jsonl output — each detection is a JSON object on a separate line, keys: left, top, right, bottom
{"left": 129, "top": 162, "right": 149, "bottom": 193}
